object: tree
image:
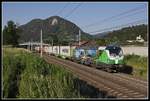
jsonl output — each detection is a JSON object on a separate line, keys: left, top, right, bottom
{"left": 3, "top": 21, "right": 20, "bottom": 47}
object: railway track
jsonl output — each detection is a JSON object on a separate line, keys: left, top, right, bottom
{"left": 42, "top": 54, "right": 148, "bottom": 99}
{"left": 113, "top": 73, "right": 147, "bottom": 86}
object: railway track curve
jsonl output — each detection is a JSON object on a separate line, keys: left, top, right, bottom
{"left": 43, "top": 54, "right": 148, "bottom": 99}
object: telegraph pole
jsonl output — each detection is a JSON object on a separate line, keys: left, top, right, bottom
{"left": 79, "top": 30, "right": 81, "bottom": 46}
{"left": 52, "top": 39, "right": 53, "bottom": 55}
{"left": 40, "top": 29, "right": 43, "bottom": 57}
{"left": 28, "top": 41, "right": 30, "bottom": 50}
{"left": 31, "top": 39, "right": 33, "bottom": 51}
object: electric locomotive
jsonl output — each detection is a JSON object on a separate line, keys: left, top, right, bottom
{"left": 95, "top": 44, "right": 124, "bottom": 72}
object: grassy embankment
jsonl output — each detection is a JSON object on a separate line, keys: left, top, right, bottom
{"left": 3, "top": 47, "right": 85, "bottom": 98}
{"left": 124, "top": 54, "right": 148, "bottom": 80}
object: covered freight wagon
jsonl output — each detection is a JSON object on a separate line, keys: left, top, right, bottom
{"left": 72, "top": 41, "right": 99, "bottom": 65}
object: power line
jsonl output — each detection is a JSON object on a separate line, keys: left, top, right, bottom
{"left": 64, "top": 3, "right": 83, "bottom": 18}
{"left": 55, "top": 3, "right": 70, "bottom": 16}
{"left": 80, "top": 5, "right": 146, "bottom": 29}
{"left": 58, "top": 3, "right": 83, "bottom": 27}
{"left": 92, "top": 9, "right": 146, "bottom": 29}
{"left": 88, "top": 19, "right": 147, "bottom": 34}
{"left": 109, "top": 9, "right": 146, "bottom": 22}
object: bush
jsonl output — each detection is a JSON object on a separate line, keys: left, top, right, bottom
{"left": 124, "top": 54, "right": 148, "bottom": 79}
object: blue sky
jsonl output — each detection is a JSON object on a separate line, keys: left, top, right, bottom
{"left": 2, "top": 2, "right": 148, "bottom": 35}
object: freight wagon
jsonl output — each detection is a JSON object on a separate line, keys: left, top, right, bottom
{"left": 35, "top": 43, "right": 124, "bottom": 72}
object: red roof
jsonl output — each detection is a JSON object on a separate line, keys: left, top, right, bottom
{"left": 72, "top": 40, "right": 98, "bottom": 49}
{"left": 71, "top": 41, "right": 88, "bottom": 46}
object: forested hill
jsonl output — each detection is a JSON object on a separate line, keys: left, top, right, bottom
{"left": 103, "top": 24, "right": 148, "bottom": 42}
{"left": 18, "top": 16, "right": 92, "bottom": 44}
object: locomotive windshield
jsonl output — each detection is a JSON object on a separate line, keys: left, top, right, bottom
{"left": 105, "top": 46, "right": 123, "bottom": 56}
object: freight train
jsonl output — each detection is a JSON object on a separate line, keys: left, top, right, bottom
{"left": 35, "top": 44, "right": 124, "bottom": 72}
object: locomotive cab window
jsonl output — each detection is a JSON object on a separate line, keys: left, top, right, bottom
{"left": 106, "top": 46, "right": 123, "bottom": 56}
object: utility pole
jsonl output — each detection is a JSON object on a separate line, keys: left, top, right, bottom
{"left": 40, "top": 29, "right": 43, "bottom": 57}
{"left": 28, "top": 41, "right": 30, "bottom": 50}
{"left": 52, "top": 39, "right": 53, "bottom": 55}
{"left": 31, "top": 39, "right": 33, "bottom": 51}
{"left": 79, "top": 30, "right": 81, "bottom": 46}
{"left": 59, "top": 40, "right": 60, "bottom": 55}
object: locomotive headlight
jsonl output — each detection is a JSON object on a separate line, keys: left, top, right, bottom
{"left": 115, "top": 59, "right": 119, "bottom": 64}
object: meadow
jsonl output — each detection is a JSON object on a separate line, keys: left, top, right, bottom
{"left": 3, "top": 48, "right": 84, "bottom": 98}
{"left": 124, "top": 54, "right": 148, "bottom": 80}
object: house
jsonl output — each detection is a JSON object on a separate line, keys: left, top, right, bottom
{"left": 136, "top": 35, "right": 144, "bottom": 42}
{"left": 126, "top": 35, "right": 145, "bottom": 43}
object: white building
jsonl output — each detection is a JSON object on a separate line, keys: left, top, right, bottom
{"left": 136, "top": 35, "right": 144, "bottom": 42}
{"left": 126, "top": 40, "right": 134, "bottom": 43}
{"left": 126, "top": 35, "right": 145, "bottom": 43}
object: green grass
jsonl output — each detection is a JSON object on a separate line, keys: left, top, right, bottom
{"left": 124, "top": 54, "right": 148, "bottom": 80}
{"left": 2, "top": 48, "right": 84, "bottom": 98}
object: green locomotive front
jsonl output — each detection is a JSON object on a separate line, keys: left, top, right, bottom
{"left": 96, "top": 45, "right": 124, "bottom": 72}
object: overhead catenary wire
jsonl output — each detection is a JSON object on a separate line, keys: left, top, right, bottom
{"left": 57, "top": 3, "right": 83, "bottom": 26}
{"left": 89, "top": 19, "right": 147, "bottom": 34}
{"left": 88, "top": 19, "right": 147, "bottom": 34}
{"left": 58, "top": 2, "right": 83, "bottom": 34}
{"left": 64, "top": 3, "right": 83, "bottom": 19}
{"left": 87, "top": 9, "right": 146, "bottom": 31}
{"left": 109, "top": 9, "right": 146, "bottom": 22}
{"left": 55, "top": 3, "right": 70, "bottom": 16}
{"left": 80, "top": 5, "right": 146, "bottom": 29}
